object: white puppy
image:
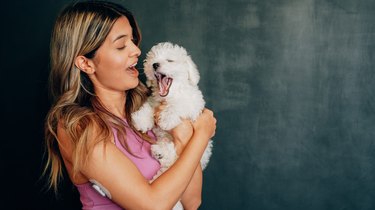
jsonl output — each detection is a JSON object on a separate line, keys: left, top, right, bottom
{"left": 131, "top": 42, "right": 213, "bottom": 180}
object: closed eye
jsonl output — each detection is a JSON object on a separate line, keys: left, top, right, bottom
{"left": 167, "top": 59, "right": 174, "bottom": 62}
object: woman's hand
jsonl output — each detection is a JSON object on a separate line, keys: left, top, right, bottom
{"left": 154, "top": 101, "right": 193, "bottom": 155}
{"left": 192, "top": 108, "right": 216, "bottom": 140}
{"left": 171, "top": 108, "right": 216, "bottom": 156}
{"left": 169, "top": 119, "right": 193, "bottom": 155}
{"left": 154, "top": 101, "right": 166, "bottom": 123}
{"left": 154, "top": 103, "right": 216, "bottom": 155}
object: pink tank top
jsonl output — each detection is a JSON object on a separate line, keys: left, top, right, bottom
{"left": 75, "top": 123, "right": 161, "bottom": 210}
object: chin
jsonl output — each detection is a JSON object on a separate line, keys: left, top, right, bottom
{"left": 127, "top": 79, "right": 140, "bottom": 90}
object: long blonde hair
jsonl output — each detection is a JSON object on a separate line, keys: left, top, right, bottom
{"left": 44, "top": 1, "right": 151, "bottom": 192}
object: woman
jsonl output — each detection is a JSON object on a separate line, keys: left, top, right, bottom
{"left": 44, "top": 1, "right": 216, "bottom": 209}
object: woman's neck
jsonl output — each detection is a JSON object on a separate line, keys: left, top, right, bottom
{"left": 95, "top": 88, "right": 127, "bottom": 119}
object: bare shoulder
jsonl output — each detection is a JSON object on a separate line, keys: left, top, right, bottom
{"left": 56, "top": 119, "right": 74, "bottom": 164}
{"left": 78, "top": 128, "right": 153, "bottom": 209}
{"left": 56, "top": 117, "right": 114, "bottom": 184}
{"left": 57, "top": 118, "right": 156, "bottom": 209}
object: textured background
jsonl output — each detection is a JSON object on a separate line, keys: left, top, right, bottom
{"left": 1, "top": 0, "right": 375, "bottom": 209}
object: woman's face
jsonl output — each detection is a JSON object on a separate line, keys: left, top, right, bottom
{"left": 89, "top": 16, "right": 141, "bottom": 93}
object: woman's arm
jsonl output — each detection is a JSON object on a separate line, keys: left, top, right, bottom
{"left": 61, "top": 109, "right": 215, "bottom": 210}
{"left": 180, "top": 165, "right": 202, "bottom": 210}
{"left": 171, "top": 122, "right": 203, "bottom": 210}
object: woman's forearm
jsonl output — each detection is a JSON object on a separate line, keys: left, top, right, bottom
{"left": 149, "top": 132, "right": 209, "bottom": 209}
{"left": 181, "top": 165, "right": 203, "bottom": 210}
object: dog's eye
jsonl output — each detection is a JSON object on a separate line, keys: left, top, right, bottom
{"left": 167, "top": 59, "right": 174, "bottom": 62}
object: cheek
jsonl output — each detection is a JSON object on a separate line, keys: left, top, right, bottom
{"left": 96, "top": 53, "right": 126, "bottom": 73}
{"left": 102, "top": 53, "right": 126, "bottom": 68}
{"left": 92, "top": 49, "right": 139, "bottom": 89}
{"left": 94, "top": 58, "right": 127, "bottom": 84}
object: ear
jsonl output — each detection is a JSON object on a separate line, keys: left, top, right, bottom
{"left": 186, "top": 56, "right": 200, "bottom": 85}
{"left": 75, "top": 55, "right": 95, "bottom": 74}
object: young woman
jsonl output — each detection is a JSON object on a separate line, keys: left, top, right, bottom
{"left": 44, "top": 1, "right": 216, "bottom": 209}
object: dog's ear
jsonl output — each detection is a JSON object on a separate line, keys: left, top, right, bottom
{"left": 186, "top": 56, "right": 200, "bottom": 85}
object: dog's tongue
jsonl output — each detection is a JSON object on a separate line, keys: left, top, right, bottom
{"left": 156, "top": 74, "right": 173, "bottom": 97}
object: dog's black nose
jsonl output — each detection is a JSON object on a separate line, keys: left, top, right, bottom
{"left": 152, "top": 63, "right": 160, "bottom": 70}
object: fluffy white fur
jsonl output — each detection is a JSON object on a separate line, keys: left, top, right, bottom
{"left": 131, "top": 42, "right": 213, "bottom": 209}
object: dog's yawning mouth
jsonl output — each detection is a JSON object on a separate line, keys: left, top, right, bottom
{"left": 155, "top": 72, "right": 173, "bottom": 97}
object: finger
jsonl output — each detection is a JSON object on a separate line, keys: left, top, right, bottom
{"left": 154, "top": 111, "right": 160, "bottom": 119}
{"left": 156, "top": 106, "right": 165, "bottom": 113}
{"left": 154, "top": 111, "right": 160, "bottom": 122}
{"left": 202, "top": 108, "right": 213, "bottom": 116}
{"left": 179, "top": 118, "right": 190, "bottom": 123}
{"left": 156, "top": 104, "right": 167, "bottom": 112}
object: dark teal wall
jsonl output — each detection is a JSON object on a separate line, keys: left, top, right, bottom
{"left": 132, "top": 1, "right": 375, "bottom": 209}
{"left": 2, "top": 0, "right": 374, "bottom": 209}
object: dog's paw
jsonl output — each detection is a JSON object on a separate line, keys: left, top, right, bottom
{"left": 131, "top": 102, "right": 154, "bottom": 132}
{"left": 151, "top": 140, "right": 177, "bottom": 168}
{"left": 152, "top": 150, "right": 163, "bottom": 160}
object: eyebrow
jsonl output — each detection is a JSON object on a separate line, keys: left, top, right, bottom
{"left": 113, "top": 34, "right": 128, "bottom": 43}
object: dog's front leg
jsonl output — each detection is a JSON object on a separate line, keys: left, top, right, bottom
{"left": 151, "top": 129, "right": 177, "bottom": 169}
{"left": 158, "top": 108, "right": 182, "bottom": 131}
{"left": 131, "top": 101, "right": 155, "bottom": 133}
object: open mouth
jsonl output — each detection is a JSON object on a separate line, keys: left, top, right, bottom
{"left": 127, "top": 62, "right": 139, "bottom": 76}
{"left": 154, "top": 72, "right": 173, "bottom": 97}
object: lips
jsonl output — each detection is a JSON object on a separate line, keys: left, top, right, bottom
{"left": 154, "top": 72, "right": 173, "bottom": 97}
{"left": 127, "top": 62, "right": 139, "bottom": 77}
{"left": 129, "top": 62, "right": 137, "bottom": 68}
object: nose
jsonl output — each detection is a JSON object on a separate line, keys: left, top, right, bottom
{"left": 129, "top": 42, "right": 141, "bottom": 58}
{"left": 153, "top": 63, "right": 160, "bottom": 70}
{"left": 133, "top": 46, "right": 141, "bottom": 57}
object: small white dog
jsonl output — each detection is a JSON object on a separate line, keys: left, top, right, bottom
{"left": 131, "top": 42, "right": 213, "bottom": 208}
